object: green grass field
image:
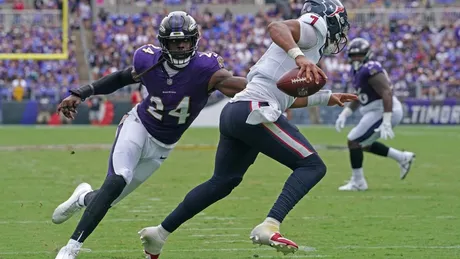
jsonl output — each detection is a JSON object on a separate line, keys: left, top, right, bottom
{"left": 1, "top": 126, "right": 460, "bottom": 259}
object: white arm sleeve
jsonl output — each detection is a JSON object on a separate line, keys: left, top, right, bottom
{"left": 297, "top": 13, "right": 328, "bottom": 49}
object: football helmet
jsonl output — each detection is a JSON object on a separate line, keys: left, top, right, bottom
{"left": 347, "top": 37, "right": 372, "bottom": 71}
{"left": 301, "top": 0, "right": 350, "bottom": 55}
{"left": 158, "top": 11, "right": 200, "bottom": 68}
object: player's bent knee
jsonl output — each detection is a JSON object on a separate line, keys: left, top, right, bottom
{"left": 86, "top": 175, "right": 127, "bottom": 212}
{"left": 113, "top": 167, "right": 134, "bottom": 185}
{"left": 209, "top": 175, "right": 243, "bottom": 195}
{"left": 362, "top": 145, "right": 371, "bottom": 152}
{"left": 101, "top": 175, "right": 126, "bottom": 197}
{"left": 347, "top": 139, "right": 361, "bottom": 149}
{"left": 298, "top": 153, "right": 327, "bottom": 180}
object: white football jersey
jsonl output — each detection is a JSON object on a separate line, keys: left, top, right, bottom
{"left": 232, "top": 13, "right": 328, "bottom": 115}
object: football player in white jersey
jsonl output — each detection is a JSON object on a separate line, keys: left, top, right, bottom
{"left": 335, "top": 38, "right": 416, "bottom": 191}
{"left": 136, "top": 1, "right": 357, "bottom": 258}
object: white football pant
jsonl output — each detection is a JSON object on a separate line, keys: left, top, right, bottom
{"left": 109, "top": 106, "right": 174, "bottom": 206}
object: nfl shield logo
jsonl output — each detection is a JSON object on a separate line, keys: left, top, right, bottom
{"left": 167, "top": 78, "right": 173, "bottom": 85}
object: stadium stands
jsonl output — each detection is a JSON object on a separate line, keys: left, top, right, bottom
{"left": 0, "top": 0, "right": 459, "bottom": 101}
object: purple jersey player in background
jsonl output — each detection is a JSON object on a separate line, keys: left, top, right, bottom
{"left": 335, "top": 37, "right": 416, "bottom": 191}
{"left": 52, "top": 11, "right": 247, "bottom": 259}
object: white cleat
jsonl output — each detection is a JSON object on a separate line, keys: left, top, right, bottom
{"left": 399, "top": 151, "right": 415, "bottom": 180}
{"left": 55, "top": 241, "right": 84, "bottom": 259}
{"left": 338, "top": 178, "right": 368, "bottom": 191}
{"left": 52, "top": 183, "right": 92, "bottom": 224}
{"left": 249, "top": 223, "right": 298, "bottom": 255}
{"left": 138, "top": 226, "right": 165, "bottom": 259}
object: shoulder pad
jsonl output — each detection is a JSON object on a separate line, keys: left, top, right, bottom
{"left": 132, "top": 44, "right": 162, "bottom": 74}
{"left": 298, "top": 13, "right": 327, "bottom": 38}
{"left": 196, "top": 51, "right": 225, "bottom": 69}
{"left": 364, "top": 61, "right": 384, "bottom": 76}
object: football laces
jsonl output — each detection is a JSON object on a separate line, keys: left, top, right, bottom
{"left": 291, "top": 78, "right": 307, "bottom": 84}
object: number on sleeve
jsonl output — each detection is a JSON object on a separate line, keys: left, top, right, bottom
{"left": 148, "top": 44, "right": 161, "bottom": 50}
{"left": 310, "top": 15, "right": 319, "bottom": 25}
{"left": 142, "top": 46, "right": 155, "bottom": 55}
{"left": 147, "top": 96, "right": 191, "bottom": 125}
{"left": 199, "top": 52, "right": 218, "bottom": 58}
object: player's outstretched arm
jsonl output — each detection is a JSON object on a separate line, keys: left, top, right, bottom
{"left": 58, "top": 66, "right": 139, "bottom": 119}
{"left": 70, "top": 66, "right": 139, "bottom": 100}
{"left": 208, "top": 69, "right": 247, "bottom": 97}
{"left": 335, "top": 99, "right": 360, "bottom": 132}
{"left": 370, "top": 72, "right": 394, "bottom": 139}
{"left": 369, "top": 73, "right": 393, "bottom": 113}
{"left": 290, "top": 91, "right": 358, "bottom": 108}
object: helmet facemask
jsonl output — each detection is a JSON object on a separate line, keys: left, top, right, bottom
{"left": 323, "top": 14, "right": 349, "bottom": 55}
{"left": 159, "top": 33, "right": 199, "bottom": 68}
{"left": 347, "top": 38, "right": 373, "bottom": 72}
{"left": 158, "top": 11, "right": 200, "bottom": 68}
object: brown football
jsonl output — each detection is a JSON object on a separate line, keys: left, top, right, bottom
{"left": 276, "top": 67, "right": 327, "bottom": 97}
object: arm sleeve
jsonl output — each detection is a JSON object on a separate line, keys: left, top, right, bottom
{"left": 69, "top": 66, "right": 137, "bottom": 100}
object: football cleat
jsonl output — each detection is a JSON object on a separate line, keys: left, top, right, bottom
{"left": 138, "top": 226, "right": 165, "bottom": 259}
{"left": 338, "top": 178, "right": 368, "bottom": 191}
{"left": 399, "top": 151, "right": 415, "bottom": 180}
{"left": 250, "top": 223, "right": 298, "bottom": 255}
{"left": 55, "top": 240, "right": 88, "bottom": 259}
{"left": 52, "top": 183, "right": 92, "bottom": 224}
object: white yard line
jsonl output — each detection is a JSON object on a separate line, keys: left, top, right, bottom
{"left": 0, "top": 143, "right": 348, "bottom": 152}
{"left": 335, "top": 245, "right": 460, "bottom": 249}
{"left": 0, "top": 143, "right": 217, "bottom": 152}
{"left": 203, "top": 240, "right": 247, "bottom": 244}
{"left": 256, "top": 256, "right": 328, "bottom": 258}
{"left": 4, "top": 195, "right": 451, "bottom": 204}
{"left": 1, "top": 214, "right": 458, "bottom": 225}
{"left": 191, "top": 234, "right": 240, "bottom": 237}
{"left": 0, "top": 247, "right": 273, "bottom": 255}
{"left": 2, "top": 245, "right": 459, "bottom": 256}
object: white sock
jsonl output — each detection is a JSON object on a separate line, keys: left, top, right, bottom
{"left": 157, "top": 224, "right": 170, "bottom": 241}
{"left": 68, "top": 239, "right": 83, "bottom": 247}
{"left": 352, "top": 168, "right": 364, "bottom": 180}
{"left": 77, "top": 191, "right": 91, "bottom": 207}
{"left": 264, "top": 217, "right": 280, "bottom": 228}
{"left": 388, "top": 148, "right": 404, "bottom": 162}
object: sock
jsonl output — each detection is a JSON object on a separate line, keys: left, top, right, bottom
{"left": 267, "top": 154, "right": 326, "bottom": 223}
{"left": 162, "top": 175, "right": 242, "bottom": 233}
{"left": 388, "top": 147, "right": 404, "bottom": 162}
{"left": 366, "top": 142, "right": 389, "bottom": 157}
{"left": 264, "top": 217, "right": 280, "bottom": 229}
{"left": 350, "top": 148, "right": 363, "bottom": 169}
{"left": 67, "top": 239, "right": 82, "bottom": 246}
{"left": 352, "top": 168, "right": 364, "bottom": 180}
{"left": 81, "top": 190, "right": 99, "bottom": 207}
{"left": 70, "top": 175, "right": 126, "bottom": 242}
{"left": 157, "top": 224, "right": 170, "bottom": 241}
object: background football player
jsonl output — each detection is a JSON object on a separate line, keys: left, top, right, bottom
{"left": 335, "top": 37, "right": 416, "bottom": 191}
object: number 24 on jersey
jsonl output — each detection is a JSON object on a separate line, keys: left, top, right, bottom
{"left": 147, "top": 96, "right": 191, "bottom": 125}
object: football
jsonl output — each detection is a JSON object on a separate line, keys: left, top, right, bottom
{"left": 276, "top": 67, "right": 327, "bottom": 97}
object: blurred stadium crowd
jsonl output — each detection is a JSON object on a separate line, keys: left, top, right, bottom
{"left": 0, "top": 0, "right": 459, "bottom": 102}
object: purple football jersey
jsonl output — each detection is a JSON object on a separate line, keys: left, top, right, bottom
{"left": 133, "top": 44, "right": 224, "bottom": 144}
{"left": 352, "top": 61, "right": 389, "bottom": 106}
